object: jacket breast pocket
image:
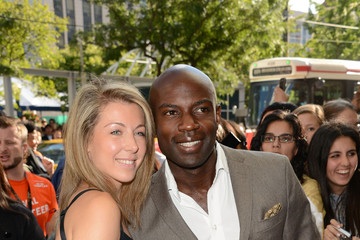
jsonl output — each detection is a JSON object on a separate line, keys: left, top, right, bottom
{"left": 252, "top": 208, "right": 285, "bottom": 239}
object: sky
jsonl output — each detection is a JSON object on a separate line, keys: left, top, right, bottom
{"left": 289, "top": 0, "right": 325, "bottom": 13}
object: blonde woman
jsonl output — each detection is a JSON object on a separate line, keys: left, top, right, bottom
{"left": 56, "top": 79, "right": 155, "bottom": 240}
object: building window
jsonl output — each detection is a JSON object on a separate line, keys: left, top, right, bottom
{"left": 53, "top": 0, "right": 65, "bottom": 47}
{"left": 83, "top": 0, "right": 92, "bottom": 31}
{"left": 94, "top": 4, "right": 102, "bottom": 24}
{"left": 66, "top": 0, "right": 75, "bottom": 43}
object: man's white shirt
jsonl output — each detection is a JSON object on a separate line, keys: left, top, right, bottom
{"left": 165, "top": 142, "right": 240, "bottom": 240}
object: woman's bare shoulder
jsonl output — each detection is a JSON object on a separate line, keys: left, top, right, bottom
{"left": 65, "top": 190, "right": 121, "bottom": 239}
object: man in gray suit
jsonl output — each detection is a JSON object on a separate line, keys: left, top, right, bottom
{"left": 130, "top": 64, "right": 320, "bottom": 239}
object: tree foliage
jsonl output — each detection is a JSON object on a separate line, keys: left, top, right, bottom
{"left": 58, "top": 33, "right": 108, "bottom": 75}
{"left": 304, "top": 0, "right": 360, "bottom": 60}
{"left": 0, "top": 0, "right": 68, "bottom": 109}
{"left": 0, "top": 0, "right": 67, "bottom": 75}
{"left": 95, "top": 0, "right": 288, "bottom": 98}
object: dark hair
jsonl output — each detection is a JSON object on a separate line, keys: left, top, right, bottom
{"left": 259, "top": 102, "right": 298, "bottom": 124}
{"left": 307, "top": 122, "right": 360, "bottom": 232}
{"left": 0, "top": 163, "right": 29, "bottom": 219}
{"left": 216, "top": 118, "right": 247, "bottom": 150}
{"left": 24, "top": 121, "right": 36, "bottom": 134}
{"left": 323, "top": 99, "right": 356, "bottom": 121}
{"left": 251, "top": 110, "right": 307, "bottom": 182}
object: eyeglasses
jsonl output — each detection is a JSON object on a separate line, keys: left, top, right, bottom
{"left": 261, "top": 134, "right": 294, "bottom": 143}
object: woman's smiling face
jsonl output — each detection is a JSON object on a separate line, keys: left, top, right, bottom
{"left": 326, "top": 136, "right": 358, "bottom": 195}
{"left": 87, "top": 101, "right": 146, "bottom": 188}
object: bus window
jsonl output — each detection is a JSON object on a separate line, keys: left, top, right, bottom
{"left": 249, "top": 57, "right": 360, "bottom": 127}
{"left": 287, "top": 80, "right": 309, "bottom": 106}
{"left": 249, "top": 79, "right": 358, "bottom": 127}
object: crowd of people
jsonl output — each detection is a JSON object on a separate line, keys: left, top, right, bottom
{"left": 0, "top": 64, "right": 359, "bottom": 240}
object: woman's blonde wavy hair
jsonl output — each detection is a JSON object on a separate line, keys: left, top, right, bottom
{"left": 58, "top": 79, "right": 155, "bottom": 227}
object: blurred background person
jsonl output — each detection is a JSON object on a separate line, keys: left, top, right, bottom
{"left": 53, "top": 128, "right": 62, "bottom": 139}
{"left": 308, "top": 122, "right": 360, "bottom": 239}
{"left": 24, "top": 121, "right": 54, "bottom": 179}
{"left": 292, "top": 104, "right": 325, "bottom": 144}
{"left": 0, "top": 116, "right": 58, "bottom": 238}
{"left": 40, "top": 118, "right": 47, "bottom": 132}
{"left": 42, "top": 124, "right": 54, "bottom": 141}
{"left": 216, "top": 117, "right": 247, "bottom": 150}
{"left": 323, "top": 99, "right": 358, "bottom": 128}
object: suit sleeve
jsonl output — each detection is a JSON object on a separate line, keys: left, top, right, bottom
{"left": 282, "top": 160, "right": 321, "bottom": 240}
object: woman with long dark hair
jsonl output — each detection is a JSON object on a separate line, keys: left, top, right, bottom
{"left": 308, "top": 122, "right": 360, "bottom": 239}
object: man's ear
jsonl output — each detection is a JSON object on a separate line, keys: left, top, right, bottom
{"left": 23, "top": 142, "right": 28, "bottom": 151}
{"left": 22, "top": 142, "right": 28, "bottom": 157}
{"left": 215, "top": 105, "right": 221, "bottom": 125}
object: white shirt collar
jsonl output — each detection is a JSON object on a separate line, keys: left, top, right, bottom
{"left": 164, "top": 142, "right": 229, "bottom": 198}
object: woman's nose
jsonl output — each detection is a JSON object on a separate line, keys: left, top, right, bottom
{"left": 272, "top": 137, "right": 280, "bottom": 148}
{"left": 124, "top": 135, "right": 139, "bottom": 153}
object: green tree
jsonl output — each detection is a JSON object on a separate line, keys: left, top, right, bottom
{"left": 51, "top": 33, "right": 110, "bottom": 108}
{"left": 58, "top": 33, "right": 108, "bottom": 75}
{"left": 304, "top": 0, "right": 360, "bottom": 60}
{"left": 0, "top": 0, "right": 67, "bottom": 75}
{"left": 95, "top": 0, "right": 288, "bottom": 98}
{"left": 0, "top": 0, "right": 68, "bottom": 111}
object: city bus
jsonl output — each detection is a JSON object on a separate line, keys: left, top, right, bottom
{"left": 248, "top": 57, "right": 360, "bottom": 126}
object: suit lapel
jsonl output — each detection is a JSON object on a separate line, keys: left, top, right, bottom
{"left": 151, "top": 166, "right": 197, "bottom": 240}
{"left": 224, "top": 146, "right": 252, "bottom": 240}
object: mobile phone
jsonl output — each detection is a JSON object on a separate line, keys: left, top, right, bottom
{"left": 338, "top": 227, "right": 351, "bottom": 238}
{"left": 221, "top": 132, "right": 241, "bottom": 149}
{"left": 279, "top": 78, "right": 286, "bottom": 91}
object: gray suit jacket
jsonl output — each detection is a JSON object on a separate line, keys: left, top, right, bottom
{"left": 130, "top": 145, "right": 320, "bottom": 240}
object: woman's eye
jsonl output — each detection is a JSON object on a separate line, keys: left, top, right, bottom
{"left": 135, "top": 131, "right": 146, "bottom": 137}
{"left": 111, "top": 130, "right": 121, "bottom": 135}
{"left": 348, "top": 151, "right": 357, "bottom": 157}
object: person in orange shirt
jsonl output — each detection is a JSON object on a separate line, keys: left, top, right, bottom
{"left": 0, "top": 116, "right": 58, "bottom": 238}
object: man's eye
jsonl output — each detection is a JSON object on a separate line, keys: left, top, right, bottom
{"left": 164, "top": 110, "right": 177, "bottom": 116}
{"left": 194, "top": 106, "right": 212, "bottom": 114}
{"left": 195, "top": 107, "right": 209, "bottom": 113}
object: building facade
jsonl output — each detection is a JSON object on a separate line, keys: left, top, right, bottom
{"left": 42, "top": 0, "right": 109, "bottom": 46}
{"left": 288, "top": 10, "right": 312, "bottom": 46}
